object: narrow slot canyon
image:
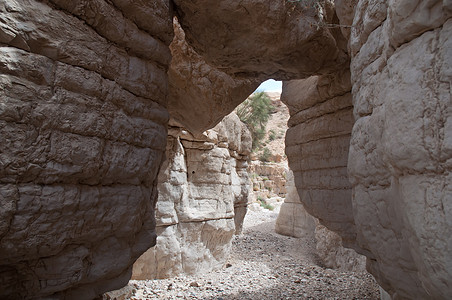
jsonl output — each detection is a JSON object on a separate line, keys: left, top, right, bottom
{"left": 121, "top": 88, "right": 380, "bottom": 300}
{"left": 0, "top": 1, "right": 450, "bottom": 299}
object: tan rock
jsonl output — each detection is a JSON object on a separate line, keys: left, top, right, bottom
{"left": 0, "top": 1, "right": 171, "bottom": 298}
{"left": 345, "top": 2, "right": 452, "bottom": 299}
{"left": 276, "top": 170, "right": 365, "bottom": 272}
{"left": 275, "top": 170, "right": 316, "bottom": 239}
{"left": 132, "top": 112, "right": 252, "bottom": 279}
{"left": 173, "top": 0, "right": 349, "bottom": 80}
{"left": 168, "top": 18, "right": 259, "bottom": 133}
{"left": 282, "top": 69, "right": 356, "bottom": 245}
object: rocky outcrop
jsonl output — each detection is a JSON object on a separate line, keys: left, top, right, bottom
{"left": 132, "top": 113, "right": 252, "bottom": 279}
{"left": 249, "top": 161, "right": 288, "bottom": 199}
{"left": 341, "top": 1, "right": 452, "bottom": 299}
{"left": 0, "top": 0, "right": 171, "bottom": 298}
{"left": 173, "top": 0, "right": 349, "bottom": 80}
{"left": 168, "top": 19, "right": 259, "bottom": 133}
{"left": 1, "top": 0, "right": 450, "bottom": 299}
{"left": 283, "top": 68, "right": 356, "bottom": 245}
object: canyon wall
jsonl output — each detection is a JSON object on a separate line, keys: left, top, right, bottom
{"left": 0, "top": 0, "right": 172, "bottom": 298}
{"left": 283, "top": 69, "right": 356, "bottom": 245}
{"left": 279, "top": 72, "right": 365, "bottom": 272}
{"left": 340, "top": 1, "right": 452, "bottom": 298}
{"left": 0, "top": 0, "right": 450, "bottom": 299}
{"left": 132, "top": 113, "right": 252, "bottom": 279}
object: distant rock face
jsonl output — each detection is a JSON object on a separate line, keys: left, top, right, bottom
{"left": 249, "top": 161, "right": 288, "bottom": 199}
{"left": 132, "top": 113, "right": 252, "bottom": 279}
{"left": 0, "top": 0, "right": 171, "bottom": 298}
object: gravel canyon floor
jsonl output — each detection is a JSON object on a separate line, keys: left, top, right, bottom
{"left": 127, "top": 205, "right": 380, "bottom": 299}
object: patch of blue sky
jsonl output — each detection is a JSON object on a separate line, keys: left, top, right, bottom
{"left": 255, "top": 79, "right": 282, "bottom": 92}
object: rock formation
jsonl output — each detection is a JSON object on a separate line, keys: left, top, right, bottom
{"left": 132, "top": 113, "right": 252, "bottom": 279}
{"left": 173, "top": 0, "right": 349, "bottom": 80}
{"left": 283, "top": 69, "right": 355, "bottom": 245}
{"left": 0, "top": 1, "right": 171, "bottom": 298}
{"left": 168, "top": 19, "right": 260, "bottom": 133}
{"left": 341, "top": 1, "right": 452, "bottom": 298}
{"left": 0, "top": 0, "right": 450, "bottom": 299}
{"left": 276, "top": 170, "right": 365, "bottom": 272}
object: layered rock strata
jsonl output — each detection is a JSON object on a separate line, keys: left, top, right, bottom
{"left": 132, "top": 113, "right": 252, "bottom": 279}
{"left": 0, "top": 0, "right": 171, "bottom": 298}
{"left": 283, "top": 68, "right": 356, "bottom": 245}
{"left": 0, "top": 0, "right": 450, "bottom": 299}
{"left": 339, "top": 1, "right": 452, "bottom": 299}
{"left": 249, "top": 161, "right": 288, "bottom": 199}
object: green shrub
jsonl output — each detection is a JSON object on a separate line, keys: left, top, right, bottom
{"left": 236, "top": 92, "right": 273, "bottom": 150}
{"left": 268, "top": 129, "right": 276, "bottom": 141}
{"left": 259, "top": 200, "right": 274, "bottom": 211}
{"left": 259, "top": 147, "right": 272, "bottom": 162}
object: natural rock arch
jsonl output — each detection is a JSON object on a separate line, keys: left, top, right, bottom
{"left": 0, "top": 1, "right": 450, "bottom": 299}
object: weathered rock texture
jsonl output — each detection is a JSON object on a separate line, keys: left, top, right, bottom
{"left": 1, "top": 0, "right": 451, "bottom": 299}
{"left": 341, "top": 1, "right": 452, "bottom": 299}
{"left": 314, "top": 222, "right": 366, "bottom": 272}
{"left": 173, "top": 0, "right": 349, "bottom": 80}
{"left": 132, "top": 113, "right": 252, "bottom": 279}
{"left": 276, "top": 170, "right": 316, "bottom": 239}
{"left": 249, "top": 161, "right": 288, "bottom": 199}
{"left": 0, "top": 0, "right": 171, "bottom": 298}
{"left": 276, "top": 170, "right": 365, "bottom": 272}
{"left": 168, "top": 19, "right": 259, "bottom": 133}
{"left": 283, "top": 68, "right": 356, "bottom": 245}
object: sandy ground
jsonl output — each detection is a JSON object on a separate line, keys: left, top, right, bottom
{"left": 126, "top": 206, "right": 380, "bottom": 300}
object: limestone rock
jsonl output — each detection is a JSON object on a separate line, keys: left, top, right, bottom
{"left": 0, "top": 1, "right": 171, "bottom": 298}
{"left": 249, "top": 161, "right": 288, "bottom": 201}
{"left": 276, "top": 170, "right": 365, "bottom": 272}
{"left": 173, "top": 0, "right": 349, "bottom": 80}
{"left": 275, "top": 170, "right": 316, "bottom": 239}
{"left": 132, "top": 112, "right": 252, "bottom": 279}
{"left": 314, "top": 222, "right": 366, "bottom": 272}
{"left": 282, "top": 68, "right": 356, "bottom": 245}
{"left": 345, "top": 2, "right": 452, "bottom": 299}
{"left": 168, "top": 18, "right": 259, "bottom": 133}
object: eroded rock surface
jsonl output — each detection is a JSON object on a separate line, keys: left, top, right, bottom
{"left": 168, "top": 19, "right": 259, "bottom": 133}
{"left": 0, "top": 0, "right": 171, "bottom": 298}
{"left": 0, "top": 0, "right": 451, "bottom": 299}
{"left": 342, "top": 1, "right": 452, "bottom": 299}
{"left": 173, "top": 0, "right": 349, "bottom": 80}
{"left": 276, "top": 170, "right": 365, "bottom": 272}
{"left": 132, "top": 113, "right": 252, "bottom": 279}
{"left": 283, "top": 68, "right": 356, "bottom": 245}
